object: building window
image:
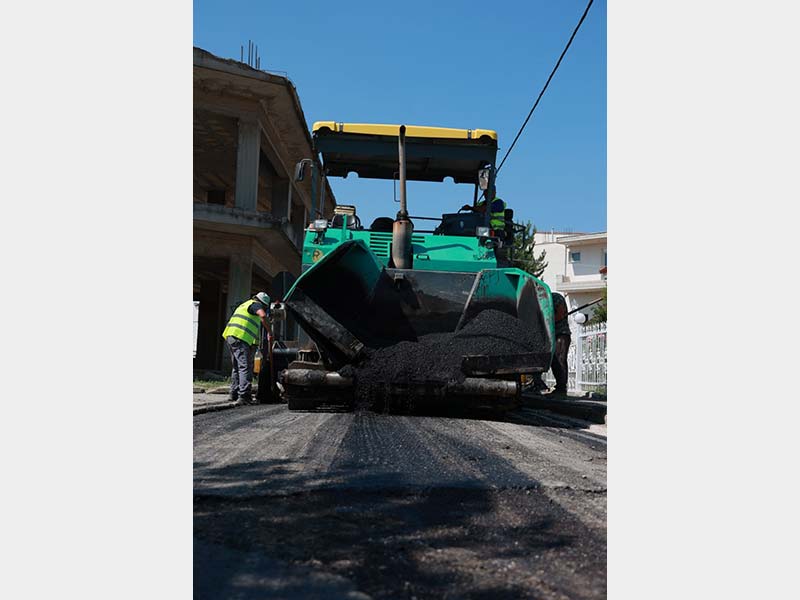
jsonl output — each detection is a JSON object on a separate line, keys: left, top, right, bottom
{"left": 603, "top": 250, "right": 607, "bottom": 266}
{"left": 569, "top": 251, "right": 581, "bottom": 263}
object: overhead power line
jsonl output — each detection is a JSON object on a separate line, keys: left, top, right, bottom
{"left": 496, "top": 0, "right": 595, "bottom": 174}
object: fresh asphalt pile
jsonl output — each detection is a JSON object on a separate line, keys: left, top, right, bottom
{"left": 340, "top": 309, "right": 546, "bottom": 402}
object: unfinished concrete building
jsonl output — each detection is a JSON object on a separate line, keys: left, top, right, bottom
{"left": 193, "top": 47, "right": 335, "bottom": 370}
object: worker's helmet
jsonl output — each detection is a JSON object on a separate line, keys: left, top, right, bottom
{"left": 254, "top": 291, "right": 271, "bottom": 306}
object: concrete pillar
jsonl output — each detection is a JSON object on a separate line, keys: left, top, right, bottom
{"left": 194, "top": 280, "right": 223, "bottom": 371}
{"left": 272, "top": 178, "right": 290, "bottom": 220}
{"left": 235, "top": 119, "right": 260, "bottom": 211}
{"left": 222, "top": 254, "right": 254, "bottom": 371}
{"left": 226, "top": 254, "right": 253, "bottom": 315}
{"left": 290, "top": 199, "right": 305, "bottom": 248}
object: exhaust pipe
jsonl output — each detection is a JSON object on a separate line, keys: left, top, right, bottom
{"left": 397, "top": 125, "right": 407, "bottom": 217}
{"left": 392, "top": 125, "right": 413, "bottom": 269}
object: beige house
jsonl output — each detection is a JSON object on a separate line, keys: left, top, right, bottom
{"left": 193, "top": 47, "right": 335, "bottom": 370}
{"left": 534, "top": 230, "right": 607, "bottom": 325}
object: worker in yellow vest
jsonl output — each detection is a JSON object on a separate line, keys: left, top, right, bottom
{"left": 222, "top": 292, "right": 272, "bottom": 405}
{"left": 462, "top": 193, "right": 511, "bottom": 264}
{"left": 461, "top": 194, "right": 508, "bottom": 233}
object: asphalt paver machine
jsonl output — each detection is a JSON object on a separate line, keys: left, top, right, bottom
{"left": 273, "top": 122, "right": 556, "bottom": 410}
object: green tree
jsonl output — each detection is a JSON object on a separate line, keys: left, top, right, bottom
{"left": 589, "top": 287, "right": 607, "bottom": 324}
{"left": 511, "top": 221, "right": 548, "bottom": 278}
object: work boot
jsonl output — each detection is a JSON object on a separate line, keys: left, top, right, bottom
{"left": 239, "top": 394, "right": 253, "bottom": 405}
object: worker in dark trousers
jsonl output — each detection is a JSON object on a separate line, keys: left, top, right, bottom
{"left": 549, "top": 292, "right": 571, "bottom": 394}
{"left": 530, "top": 291, "right": 571, "bottom": 394}
{"left": 222, "top": 292, "right": 271, "bottom": 405}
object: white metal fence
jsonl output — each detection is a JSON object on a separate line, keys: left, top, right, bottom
{"left": 193, "top": 301, "right": 199, "bottom": 358}
{"left": 544, "top": 322, "right": 607, "bottom": 392}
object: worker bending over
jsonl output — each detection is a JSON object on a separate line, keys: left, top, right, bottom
{"left": 222, "top": 292, "right": 272, "bottom": 405}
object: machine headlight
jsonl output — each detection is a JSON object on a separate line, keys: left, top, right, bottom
{"left": 476, "top": 226, "right": 490, "bottom": 238}
{"left": 313, "top": 219, "right": 328, "bottom": 231}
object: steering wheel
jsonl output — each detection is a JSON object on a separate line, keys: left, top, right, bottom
{"left": 457, "top": 206, "right": 471, "bottom": 213}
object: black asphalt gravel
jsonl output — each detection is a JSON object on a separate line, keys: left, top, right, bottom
{"left": 194, "top": 404, "right": 606, "bottom": 600}
{"left": 341, "top": 309, "right": 549, "bottom": 403}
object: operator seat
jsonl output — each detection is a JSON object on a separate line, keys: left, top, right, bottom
{"left": 369, "top": 217, "right": 394, "bottom": 232}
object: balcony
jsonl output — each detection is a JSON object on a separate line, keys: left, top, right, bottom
{"left": 555, "top": 274, "right": 607, "bottom": 293}
{"left": 558, "top": 232, "right": 607, "bottom": 246}
{"left": 193, "top": 202, "right": 303, "bottom": 266}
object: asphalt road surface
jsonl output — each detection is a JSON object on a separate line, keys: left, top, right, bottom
{"left": 194, "top": 403, "right": 607, "bottom": 600}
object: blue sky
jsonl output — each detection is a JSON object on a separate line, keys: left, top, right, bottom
{"left": 194, "top": 0, "right": 606, "bottom": 233}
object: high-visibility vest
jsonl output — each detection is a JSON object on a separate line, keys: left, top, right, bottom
{"left": 222, "top": 299, "right": 261, "bottom": 345}
{"left": 478, "top": 197, "right": 507, "bottom": 230}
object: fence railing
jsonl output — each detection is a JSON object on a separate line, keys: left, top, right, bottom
{"left": 193, "top": 301, "right": 199, "bottom": 358}
{"left": 544, "top": 322, "right": 607, "bottom": 392}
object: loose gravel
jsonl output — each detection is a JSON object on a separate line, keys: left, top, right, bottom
{"left": 340, "top": 309, "right": 547, "bottom": 402}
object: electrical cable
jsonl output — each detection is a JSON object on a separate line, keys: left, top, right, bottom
{"left": 496, "top": 0, "right": 595, "bottom": 174}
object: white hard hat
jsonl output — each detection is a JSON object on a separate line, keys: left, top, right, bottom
{"left": 254, "top": 292, "right": 271, "bottom": 305}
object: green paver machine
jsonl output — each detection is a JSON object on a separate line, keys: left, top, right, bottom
{"left": 274, "top": 122, "right": 555, "bottom": 410}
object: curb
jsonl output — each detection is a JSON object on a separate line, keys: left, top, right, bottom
{"left": 193, "top": 401, "right": 240, "bottom": 416}
{"left": 206, "top": 386, "right": 259, "bottom": 395}
{"left": 207, "top": 387, "right": 231, "bottom": 395}
{"left": 521, "top": 393, "right": 607, "bottom": 424}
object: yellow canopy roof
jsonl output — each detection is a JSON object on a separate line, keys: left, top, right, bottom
{"left": 312, "top": 121, "right": 497, "bottom": 143}
{"left": 312, "top": 121, "right": 498, "bottom": 183}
